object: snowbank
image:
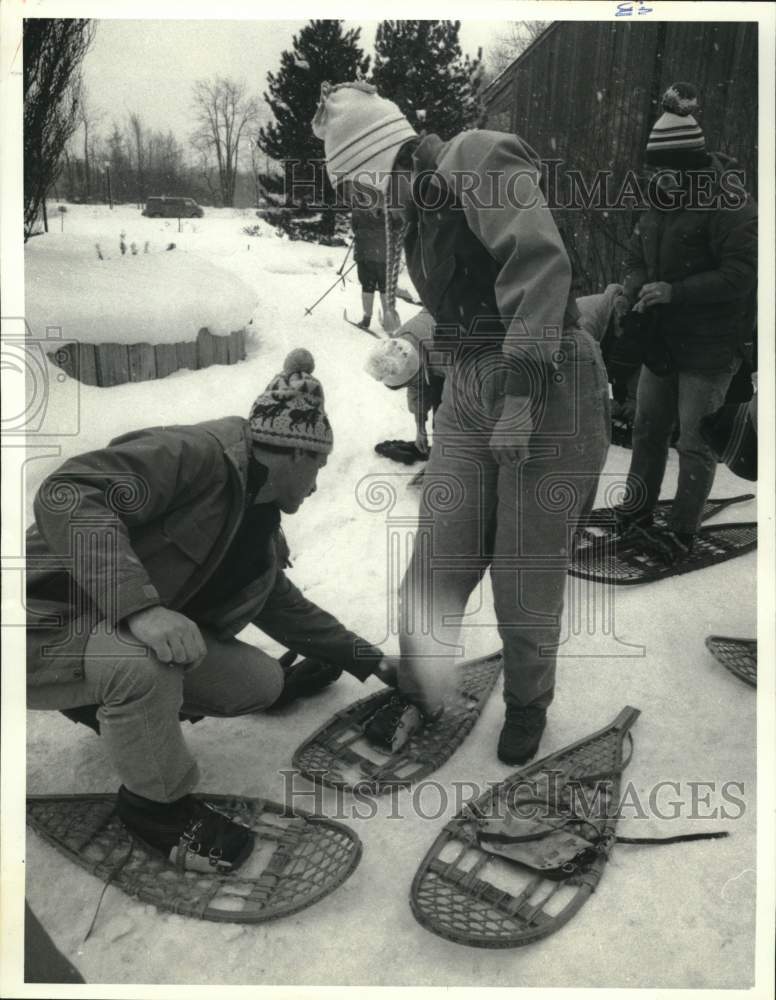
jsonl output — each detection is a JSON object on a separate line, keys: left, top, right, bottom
{"left": 25, "top": 234, "right": 259, "bottom": 345}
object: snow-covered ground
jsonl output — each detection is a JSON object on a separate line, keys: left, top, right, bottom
{"left": 22, "top": 203, "right": 757, "bottom": 988}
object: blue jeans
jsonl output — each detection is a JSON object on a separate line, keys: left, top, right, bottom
{"left": 625, "top": 362, "right": 740, "bottom": 534}
{"left": 398, "top": 330, "right": 610, "bottom": 711}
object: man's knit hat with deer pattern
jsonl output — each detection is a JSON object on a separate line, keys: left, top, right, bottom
{"left": 249, "top": 349, "right": 333, "bottom": 454}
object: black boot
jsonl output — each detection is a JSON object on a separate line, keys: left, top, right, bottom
{"left": 629, "top": 524, "right": 695, "bottom": 565}
{"left": 497, "top": 705, "right": 547, "bottom": 766}
{"left": 117, "top": 786, "right": 255, "bottom": 873}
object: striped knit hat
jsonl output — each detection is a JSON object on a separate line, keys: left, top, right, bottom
{"left": 645, "top": 82, "right": 709, "bottom": 169}
{"left": 249, "top": 349, "right": 333, "bottom": 454}
{"left": 312, "top": 80, "right": 417, "bottom": 192}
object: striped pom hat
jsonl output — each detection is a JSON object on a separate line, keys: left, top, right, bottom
{"left": 645, "top": 82, "right": 709, "bottom": 169}
{"left": 249, "top": 349, "right": 333, "bottom": 454}
{"left": 312, "top": 80, "right": 417, "bottom": 192}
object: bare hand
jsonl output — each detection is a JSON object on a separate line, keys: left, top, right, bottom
{"left": 637, "top": 281, "right": 672, "bottom": 308}
{"left": 490, "top": 395, "right": 533, "bottom": 464}
{"left": 382, "top": 308, "right": 401, "bottom": 334}
{"left": 613, "top": 292, "right": 631, "bottom": 320}
{"left": 126, "top": 606, "right": 207, "bottom": 666}
{"left": 373, "top": 656, "right": 399, "bottom": 687}
{"left": 415, "top": 428, "right": 429, "bottom": 456}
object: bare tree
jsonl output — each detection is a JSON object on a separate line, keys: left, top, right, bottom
{"left": 128, "top": 113, "right": 146, "bottom": 205}
{"left": 77, "top": 87, "right": 102, "bottom": 199}
{"left": 484, "top": 22, "right": 550, "bottom": 83}
{"left": 23, "top": 19, "right": 95, "bottom": 238}
{"left": 191, "top": 143, "right": 220, "bottom": 204}
{"left": 191, "top": 77, "right": 260, "bottom": 207}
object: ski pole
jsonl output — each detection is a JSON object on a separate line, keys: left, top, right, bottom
{"left": 337, "top": 241, "right": 353, "bottom": 275}
{"left": 304, "top": 261, "right": 357, "bottom": 316}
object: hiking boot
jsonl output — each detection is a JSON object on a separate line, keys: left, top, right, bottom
{"left": 364, "top": 694, "right": 437, "bottom": 754}
{"left": 497, "top": 705, "right": 547, "bottom": 766}
{"left": 612, "top": 505, "right": 654, "bottom": 535}
{"left": 357, "top": 315, "right": 371, "bottom": 330}
{"left": 630, "top": 524, "right": 695, "bottom": 565}
{"left": 117, "top": 786, "right": 255, "bottom": 873}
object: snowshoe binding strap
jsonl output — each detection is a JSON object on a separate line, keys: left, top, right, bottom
{"left": 363, "top": 695, "right": 426, "bottom": 754}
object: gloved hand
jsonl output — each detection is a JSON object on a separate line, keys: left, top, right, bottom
{"left": 270, "top": 652, "right": 343, "bottom": 709}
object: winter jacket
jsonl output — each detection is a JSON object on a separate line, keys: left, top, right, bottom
{"left": 622, "top": 153, "right": 757, "bottom": 372}
{"left": 403, "top": 131, "right": 579, "bottom": 397}
{"left": 351, "top": 207, "right": 386, "bottom": 263}
{"left": 26, "top": 416, "right": 381, "bottom": 686}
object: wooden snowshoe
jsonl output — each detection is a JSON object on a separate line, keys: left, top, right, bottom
{"left": 409, "top": 706, "right": 727, "bottom": 948}
{"left": 572, "top": 493, "right": 754, "bottom": 556}
{"left": 26, "top": 793, "right": 361, "bottom": 924}
{"left": 293, "top": 652, "right": 503, "bottom": 795}
{"left": 570, "top": 513, "right": 756, "bottom": 586}
{"left": 409, "top": 706, "right": 641, "bottom": 948}
{"left": 706, "top": 635, "right": 757, "bottom": 688}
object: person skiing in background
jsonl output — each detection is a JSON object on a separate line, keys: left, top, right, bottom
{"left": 313, "top": 81, "right": 610, "bottom": 765}
{"left": 365, "top": 306, "right": 444, "bottom": 463}
{"left": 351, "top": 202, "right": 400, "bottom": 332}
{"left": 26, "top": 349, "right": 396, "bottom": 873}
{"left": 615, "top": 82, "right": 758, "bottom": 563}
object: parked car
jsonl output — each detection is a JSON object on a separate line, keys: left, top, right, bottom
{"left": 142, "top": 196, "right": 204, "bottom": 218}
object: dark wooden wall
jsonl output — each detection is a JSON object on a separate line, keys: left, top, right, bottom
{"left": 483, "top": 21, "right": 758, "bottom": 293}
{"left": 48, "top": 328, "right": 246, "bottom": 387}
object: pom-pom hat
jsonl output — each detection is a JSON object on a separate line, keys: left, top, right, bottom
{"left": 645, "top": 82, "right": 709, "bottom": 169}
{"left": 249, "top": 349, "right": 333, "bottom": 454}
{"left": 312, "top": 81, "right": 417, "bottom": 192}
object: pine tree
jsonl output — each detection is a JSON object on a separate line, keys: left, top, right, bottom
{"left": 258, "top": 20, "right": 370, "bottom": 207}
{"left": 372, "top": 21, "right": 485, "bottom": 140}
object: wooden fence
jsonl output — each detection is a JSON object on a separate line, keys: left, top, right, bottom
{"left": 483, "top": 20, "right": 758, "bottom": 293}
{"left": 48, "top": 328, "right": 246, "bottom": 387}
